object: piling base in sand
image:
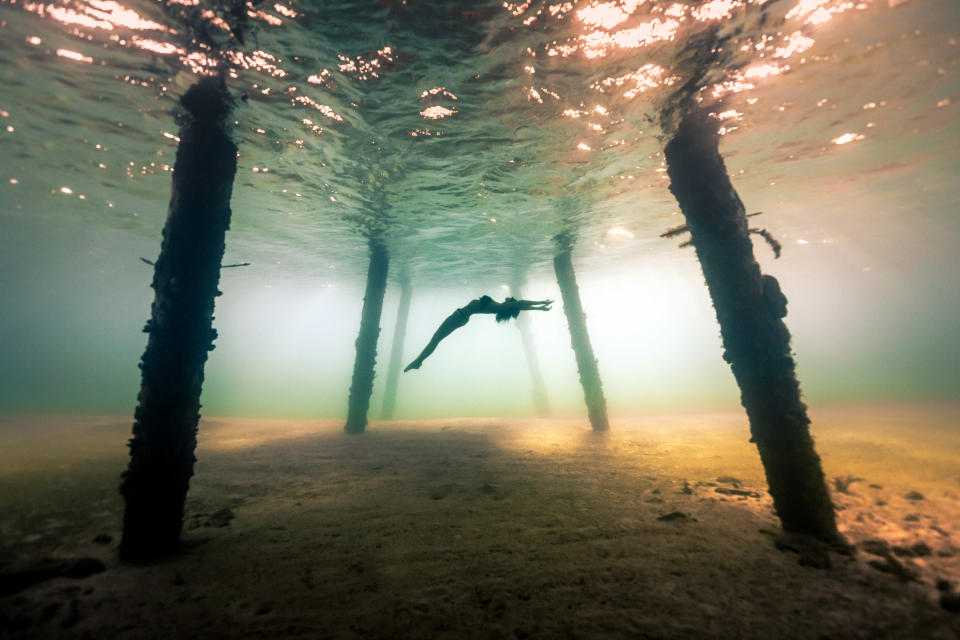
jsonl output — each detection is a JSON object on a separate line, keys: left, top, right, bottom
{"left": 1, "top": 406, "right": 959, "bottom": 638}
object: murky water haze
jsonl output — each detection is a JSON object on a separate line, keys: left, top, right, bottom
{"left": 0, "top": 0, "right": 957, "bottom": 419}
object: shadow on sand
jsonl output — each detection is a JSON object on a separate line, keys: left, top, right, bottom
{"left": 1, "top": 414, "right": 958, "bottom": 638}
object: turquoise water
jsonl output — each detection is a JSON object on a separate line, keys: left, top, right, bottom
{"left": 0, "top": 0, "right": 958, "bottom": 419}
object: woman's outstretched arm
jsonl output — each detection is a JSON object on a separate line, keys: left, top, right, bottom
{"left": 516, "top": 299, "right": 553, "bottom": 311}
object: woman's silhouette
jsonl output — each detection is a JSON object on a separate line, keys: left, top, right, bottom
{"left": 404, "top": 295, "right": 553, "bottom": 371}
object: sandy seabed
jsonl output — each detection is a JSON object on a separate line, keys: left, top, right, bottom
{"left": 1, "top": 404, "right": 959, "bottom": 639}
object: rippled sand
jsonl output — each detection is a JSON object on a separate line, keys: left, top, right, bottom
{"left": 1, "top": 406, "right": 959, "bottom": 638}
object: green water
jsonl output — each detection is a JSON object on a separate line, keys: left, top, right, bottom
{"left": 0, "top": 0, "right": 958, "bottom": 420}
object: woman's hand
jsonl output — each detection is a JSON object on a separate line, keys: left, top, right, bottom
{"left": 520, "top": 299, "right": 553, "bottom": 311}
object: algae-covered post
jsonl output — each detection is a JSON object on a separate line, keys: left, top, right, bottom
{"left": 119, "top": 78, "right": 238, "bottom": 563}
{"left": 510, "top": 276, "right": 551, "bottom": 417}
{"left": 553, "top": 232, "right": 609, "bottom": 431}
{"left": 663, "top": 107, "right": 840, "bottom": 543}
{"left": 344, "top": 235, "right": 390, "bottom": 434}
{"left": 380, "top": 273, "right": 412, "bottom": 420}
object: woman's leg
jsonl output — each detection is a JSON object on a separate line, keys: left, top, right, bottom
{"left": 404, "top": 311, "right": 469, "bottom": 371}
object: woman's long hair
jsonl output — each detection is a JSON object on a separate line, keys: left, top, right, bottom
{"left": 496, "top": 297, "right": 521, "bottom": 323}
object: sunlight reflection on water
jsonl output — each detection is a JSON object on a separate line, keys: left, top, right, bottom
{"left": 0, "top": 0, "right": 956, "bottom": 287}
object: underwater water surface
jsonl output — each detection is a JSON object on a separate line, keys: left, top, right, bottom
{"left": 0, "top": 0, "right": 957, "bottom": 419}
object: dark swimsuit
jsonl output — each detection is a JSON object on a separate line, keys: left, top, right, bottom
{"left": 452, "top": 307, "right": 470, "bottom": 327}
{"left": 451, "top": 296, "right": 489, "bottom": 328}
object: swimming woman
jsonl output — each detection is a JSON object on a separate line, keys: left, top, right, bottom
{"left": 403, "top": 295, "right": 553, "bottom": 372}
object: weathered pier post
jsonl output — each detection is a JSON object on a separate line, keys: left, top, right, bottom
{"left": 553, "top": 233, "right": 609, "bottom": 431}
{"left": 344, "top": 236, "right": 390, "bottom": 434}
{"left": 664, "top": 107, "right": 839, "bottom": 542}
{"left": 380, "top": 274, "right": 412, "bottom": 420}
{"left": 511, "top": 276, "right": 551, "bottom": 417}
{"left": 120, "top": 78, "right": 238, "bottom": 562}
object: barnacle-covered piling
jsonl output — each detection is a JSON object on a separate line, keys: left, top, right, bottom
{"left": 664, "top": 107, "right": 839, "bottom": 543}
{"left": 553, "top": 233, "right": 609, "bottom": 431}
{"left": 380, "top": 274, "right": 412, "bottom": 420}
{"left": 511, "top": 277, "right": 551, "bottom": 417}
{"left": 120, "top": 78, "right": 238, "bottom": 563}
{"left": 345, "top": 236, "right": 390, "bottom": 434}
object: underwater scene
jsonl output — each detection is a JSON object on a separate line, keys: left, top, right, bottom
{"left": 0, "top": 0, "right": 958, "bottom": 637}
